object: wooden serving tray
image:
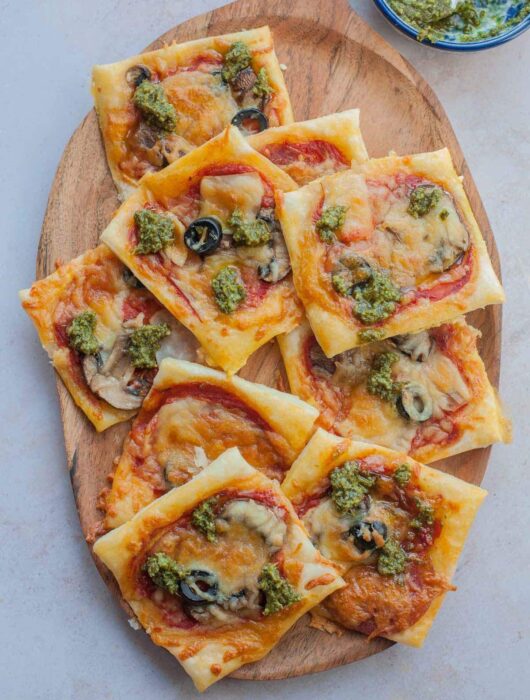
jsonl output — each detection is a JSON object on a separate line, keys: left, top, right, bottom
{"left": 37, "top": 0, "right": 502, "bottom": 682}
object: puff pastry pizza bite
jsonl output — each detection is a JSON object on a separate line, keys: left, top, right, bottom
{"left": 282, "top": 428, "right": 486, "bottom": 646}
{"left": 278, "top": 149, "right": 504, "bottom": 357}
{"left": 92, "top": 26, "right": 293, "bottom": 197}
{"left": 94, "top": 448, "right": 344, "bottom": 690}
{"left": 279, "top": 318, "right": 510, "bottom": 464}
{"left": 103, "top": 358, "right": 318, "bottom": 529}
{"left": 101, "top": 125, "right": 301, "bottom": 374}
{"left": 248, "top": 110, "right": 368, "bottom": 185}
{"left": 20, "top": 245, "right": 187, "bottom": 431}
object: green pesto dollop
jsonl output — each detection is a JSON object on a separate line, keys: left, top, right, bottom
{"left": 258, "top": 563, "right": 302, "bottom": 616}
{"left": 66, "top": 310, "right": 99, "bottom": 355}
{"left": 133, "top": 80, "right": 177, "bottom": 132}
{"left": 191, "top": 497, "right": 219, "bottom": 542}
{"left": 143, "top": 552, "right": 189, "bottom": 594}
{"left": 357, "top": 328, "right": 385, "bottom": 344}
{"left": 377, "top": 538, "right": 407, "bottom": 576}
{"left": 222, "top": 41, "right": 252, "bottom": 83}
{"left": 388, "top": 0, "right": 530, "bottom": 43}
{"left": 407, "top": 184, "right": 442, "bottom": 218}
{"left": 127, "top": 323, "right": 170, "bottom": 369}
{"left": 331, "top": 271, "right": 352, "bottom": 297}
{"left": 353, "top": 270, "right": 401, "bottom": 325}
{"left": 228, "top": 209, "right": 271, "bottom": 246}
{"left": 393, "top": 463, "right": 412, "bottom": 486}
{"left": 366, "top": 351, "right": 402, "bottom": 403}
{"left": 134, "top": 208, "right": 175, "bottom": 255}
{"left": 316, "top": 205, "right": 347, "bottom": 243}
{"left": 330, "top": 460, "right": 377, "bottom": 514}
{"left": 253, "top": 67, "right": 272, "bottom": 98}
{"left": 410, "top": 496, "right": 435, "bottom": 529}
{"left": 211, "top": 266, "right": 246, "bottom": 314}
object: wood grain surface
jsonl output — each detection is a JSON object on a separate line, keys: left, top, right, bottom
{"left": 36, "top": 0, "right": 502, "bottom": 682}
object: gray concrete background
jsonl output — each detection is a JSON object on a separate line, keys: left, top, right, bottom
{"left": 1, "top": 1, "right": 528, "bottom": 698}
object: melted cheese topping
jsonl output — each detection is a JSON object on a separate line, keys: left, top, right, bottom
{"left": 323, "top": 172, "right": 373, "bottom": 241}
{"left": 368, "top": 186, "right": 469, "bottom": 288}
{"left": 281, "top": 156, "right": 348, "bottom": 186}
{"left": 305, "top": 497, "right": 409, "bottom": 568}
{"left": 334, "top": 340, "right": 470, "bottom": 452}
{"left": 161, "top": 71, "right": 239, "bottom": 149}
{"left": 157, "top": 520, "right": 270, "bottom": 595}
{"left": 199, "top": 172, "right": 264, "bottom": 224}
{"left": 149, "top": 395, "right": 294, "bottom": 486}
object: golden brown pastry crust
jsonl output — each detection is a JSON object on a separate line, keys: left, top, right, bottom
{"left": 94, "top": 448, "right": 344, "bottom": 690}
{"left": 92, "top": 26, "right": 293, "bottom": 197}
{"left": 278, "top": 317, "right": 510, "bottom": 463}
{"left": 278, "top": 149, "right": 504, "bottom": 357}
{"left": 282, "top": 428, "right": 487, "bottom": 646}
{"left": 101, "top": 126, "right": 302, "bottom": 374}
{"left": 104, "top": 358, "right": 319, "bottom": 528}
{"left": 248, "top": 110, "right": 368, "bottom": 185}
{"left": 19, "top": 245, "right": 174, "bottom": 431}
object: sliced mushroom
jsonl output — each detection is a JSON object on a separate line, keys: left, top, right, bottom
{"left": 82, "top": 334, "right": 145, "bottom": 410}
{"left": 339, "top": 253, "right": 373, "bottom": 286}
{"left": 331, "top": 347, "right": 373, "bottom": 389}
{"left": 256, "top": 210, "right": 291, "bottom": 283}
{"left": 397, "top": 382, "right": 433, "bottom": 422}
{"left": 126, "top": 121, "right": 167, "bottom": 168}
{"left": 159, "top": 133, "right": 194, "bottom": 164}
{"left": 218, "top": 499, "right": 286, "bottom": 552}
{"left": 426, "top": 193, "right": 470, "bottom": 272}
{"left": 231, "top": 67, "right": 257, "bottom": 102}
{"left": 309, "top": 342, "right": 336, "bottom": 377}
{"left": 126, "top": 64, "right": 151, "bottom": 87}
{"left": 392, "top": 331, "right": 433, "bottom": 362}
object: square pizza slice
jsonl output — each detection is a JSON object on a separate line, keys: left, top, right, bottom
{"left": 247, "top": 110, "right": 368, "bottom": 185}
{"left": 103, "top": 357, "right": 318, "bottom": 529}
{"left": 282, "top": 428, "right": 486, "bottom": 647}
{"left": 278, "top": 317, "right": 510, "bottom": 464}
{"left": 20, "top": 245, "right": 189, "bottom": 431}
{"left": 93, "top": 448, "right": 344, "bottom": 691}
{"left": 101, "top": 125, "right": 302, "bottom": 375}
{"left": 278, "top": 149, "right": 504, "bottom": 357}
{"left": 92, "top": 26, "right": 293, "bottom": 197}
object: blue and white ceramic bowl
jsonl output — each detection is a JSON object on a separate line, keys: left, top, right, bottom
{"left": 373, "top": 1, "right": 530, "bottom": 51}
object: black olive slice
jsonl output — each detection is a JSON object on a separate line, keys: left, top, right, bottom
{"left": 126, "top": 64, "right": 152, "bottom": 87}
{"left": 231, "top": 108, "right": 268, "bottom": 134}
{"left": 184, "top": 217, "right": 223, "bottom": 255}
{"left": 349, "top": 520, "right": 388, "bottom": 552}
{"left": 397, "top": 382, "right": 433, "bottom": 422}
{"left": 180, "top": 570, "right": 219, "bottom": 605}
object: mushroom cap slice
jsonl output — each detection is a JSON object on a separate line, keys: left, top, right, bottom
{"left": 82, "top": 334, "right": 145, "bottom": 411}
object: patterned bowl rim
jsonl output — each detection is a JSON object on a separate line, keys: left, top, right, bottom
{"left": 372, "top": 0, "right": 530, "bottom": 51}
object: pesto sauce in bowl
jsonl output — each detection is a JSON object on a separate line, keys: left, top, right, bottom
{"left": 379, "top": 0, "right": 530, "bottom": 48}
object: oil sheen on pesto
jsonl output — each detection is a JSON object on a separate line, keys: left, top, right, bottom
{"left": 388, "top": 0, "right": 530, "bottom": 43}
